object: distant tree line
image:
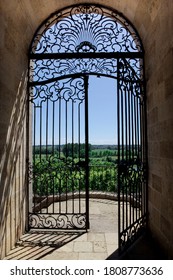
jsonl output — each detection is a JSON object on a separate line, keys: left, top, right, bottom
{"left": 62, "top": 143, "right": 92, "bottom": 158}
{"left": 33, "top": 143, "right": 92, "bottom": 158}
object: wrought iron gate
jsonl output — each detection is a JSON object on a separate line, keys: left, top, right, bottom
{"left": 117, "top": 58, "right": 147, "bottom": 253}
{"left": 28, "top": 75, "right": 89, "bottom": 230}
{"left": 28, "top": 4, "right": 147, "bottom": 252}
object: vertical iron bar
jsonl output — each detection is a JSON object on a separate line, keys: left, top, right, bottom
{"left": 46, "top": 98, "right": 49, "bottom": 213}
{"left": 134, "top": 90, "right": 137, "bottom": 159}
{"left": 52, "top": 101, "right": 55, "bottom": 213}
{"left": 59, "top": 98, "right": 61, "bottom": 158}
{"left": 33, "top": 105, "right": 36, "bottom": 211}
{"left": 117, "top": 58, "right": 121, "bottom": 253}
{"left": 52, "top": 101, "right": 55, "bottom": 155}
{"left": 72, "top": 99, "right": 74, "bottom": 214}
{"left": 65, "top": 101, "right": 68, "bottom": 213}
{"left": 142, "top": 90, "right": 146, "bottom": 215}
{"left": 40, "top": 106, "right": 42, "bottom": 162}
{"left": 124, "top": 83, "right": 128, "bottom": 230}
{"left": 84, "top": 75, "right": 89, "bottom": 230}
{"left": 78, "top": 103, "right": 81, "bottom": 213}
{"left": 39, "top": 104, "right": 43, "bottom": 213}
{"left": 59, "top": 98, "right": 61, "bottom": 214}
{"left": 128, "top": 83, "right": 132, "bottom": 228}
{"left": 141, "top": 101, "right": 146, "bottom": 213}
{"left": 140, "top": 96, "right": 144, "bottom": 215}
{"left": 26, "top": 79, "right": 30, "bottom": 230}
{"left": 131, "top": 86, "right": 135, "bottom": 225}
{"left": 121, "top": 72, "right": 125, "bottom": 235}
{"left": 65, "top": 101, "right": 68, "bottom": 161}
{"left": 134, "top": 92, "right": 138, "bottom": 221}
{"left": 136, "top": 93, "right": 140, "bottom": 219}
{"left": 46, "top": 98, "right": 49, "bottom": 160}
{"left": 33, "top": 105, "right": 36, "bottom": 168}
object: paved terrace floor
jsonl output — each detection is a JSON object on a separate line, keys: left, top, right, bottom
{"left": 4, "top": 198, "right": 166, "bottom": 260}
{"left": 5, "top": 199, "right": 119, "bottom": 260}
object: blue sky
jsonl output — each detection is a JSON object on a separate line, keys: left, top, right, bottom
{"left": 89, "top": 76, "right": 117, "bottom": 145}
{"left": 34, "top": 75, "right": 118, "bottom": 146}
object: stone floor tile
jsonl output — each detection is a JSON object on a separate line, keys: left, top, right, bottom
{"left": 74, "top": 241, "right": 93, "bottom": 252}
{"left": 87, "top": 233, "right": 105, "bottom": 242}
{"left": 75, "top": 233, "right": 88, "bottom": 242}
{"left": 107, "top": 244, "right": 118, "bottom": 256}
{"left": 55, "top": 242, "right": 74, "bottom": 252}
{"left": 93, "top": 241, "right": 107, "bottom": 252}
{"left": 79, "top": 252, "right": 108, "bottom": 260}
{"left": 90, "top": 215, "right": 117, "bottom": 233}
{"left": 41, "top": 252, "right": 79, "bottom": 260}
{"left": 105, "top": 233, "right": 118, "bottom": 244}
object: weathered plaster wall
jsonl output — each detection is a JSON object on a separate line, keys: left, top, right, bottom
{"left": 0, "top": 0, "right": 173, "bottom": 259}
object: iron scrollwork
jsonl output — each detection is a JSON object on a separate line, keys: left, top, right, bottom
{"left": 31, "top": 5, "right": 143, "bottom": 54}
{"left": 29, "top": 58, "right": 117, "bottom": 83}
{"left": 119, "top": 216, "right": 147, "bottom": 251}
{"left": 29, "top": 213, "right": 86, "bottom": 229}
{"left": 29, "top": 76, "right": 85, "bottom": 106}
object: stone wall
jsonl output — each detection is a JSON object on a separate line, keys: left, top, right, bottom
{"left": 0, "top": 0, "right": 172, "bottom": 259}
{"left": 144, "top": 0, "right": 173, "bottom": 259}
{"left": 0, "top": 2, "right": 29, "bottom": 258}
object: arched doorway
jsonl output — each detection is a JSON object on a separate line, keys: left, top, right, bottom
{"left": 28, "top": 4, "right": 147, "bottom": 254}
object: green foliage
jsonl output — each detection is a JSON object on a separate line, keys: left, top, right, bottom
{"left": 89, "top": 166, "right": 117, "bottom": 192}
{"left": 33, "top": 157, "right": 117, "bottom": 195}
{"left": 62, "top": 143, "right": 92, "bottom": 158}
{"left": 32, "top": 144, "right": 118, "bottom": 195}
{"left": 32, "top": 144, "right": 141, "bottom": 196}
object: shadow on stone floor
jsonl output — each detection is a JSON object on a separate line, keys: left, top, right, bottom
{"left": 4, "top": 231, "right": 85, "bottom": 260}
{"left": 5, "top": 231, "right": 168, "bottom": 260}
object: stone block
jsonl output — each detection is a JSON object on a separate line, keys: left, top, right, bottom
{"left": 93, "top": 241, "right": 107, "bottom": 252}
{"left": 160, "top": 197, "right": 169, "bottom": 220}
{"left": 159, "top": 120, "right": 173, "bottom": 141}
{"left": 74, "top": 241, "right": 93, "bottom": 253}
{"left": 152, "top": 174, "right": 162, "bottom": 193}
{"left": 148, "top": 124, "right": 160, "bottom": 142}
{"left": 105, "top": 233, "right": 118, "bottom": 245}
{"left": 148, "top": 141, "right": 160, "bottom": 157}
{"left": 167, "top": 182, "right": 173, "bottom": 201}
{"left": 149, "top": 188, "right": 161, "bottom": 210}
{"left": 148, "top": 157, "right": 163, "bottom": 176}
{"left": 146, "top": 87, "right": 154, "bottom": 111}
{"left": 56, "top": 242, "right": 73, "bottom": 252}
{"left": 165, "top": 74, "right": 173, "bottom": 100}
{"left": 158, "top": 94, "right": 173, "bottom": 122}
{"left": 107, "top": 244, "right": 118, "bottom": 256}
{"left": 78, "top": 252, "right": 107, "bottom": 260}
{"left": 168, "top": 199, "right": 173, "bottom": 218}
{"left": 147, "top": 0, "right": 161, "bottom": 22}
{"left": 160, "top": 141, "right": 173, "bottom": 159}
{"left": 87, "top": 233, "right": 105, "bottom": 242}
{"left": 160, "top": 215, "right": 171, "bottom": 240}
{"left": 150, "top": 206, "right": 160, "bottom": 229}
{"left": 148, "top": 107, "right": 158, "bottom": 125}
